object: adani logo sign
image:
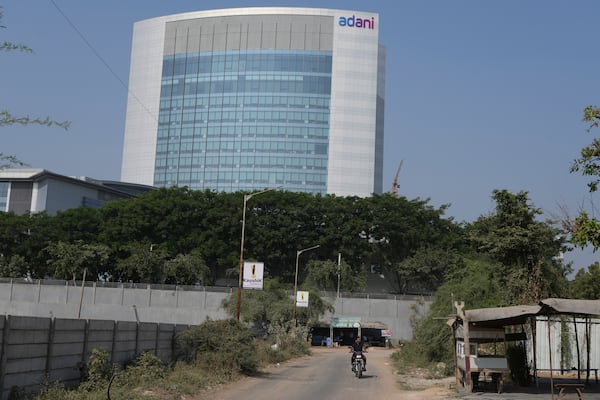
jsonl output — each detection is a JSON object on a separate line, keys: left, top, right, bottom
{"left": 338, "top": 15, "right": 376, "bottom": 30}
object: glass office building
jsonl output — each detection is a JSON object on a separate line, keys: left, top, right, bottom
{"left": 121, "top": 8, "right": 385, "bottom": 196}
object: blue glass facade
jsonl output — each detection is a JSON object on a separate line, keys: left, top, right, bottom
{"left": 155, "top": 50, "right": 332, "bottom": 194}
{"left": 0, "top": 182, "right": 8, "bottom": 212}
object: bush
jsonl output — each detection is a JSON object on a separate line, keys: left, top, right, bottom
{"left": 79, "top": 348, "right": 113, "bottom": 392}
{"left": 175, "top": 319, "right": 259, "bottom": 376}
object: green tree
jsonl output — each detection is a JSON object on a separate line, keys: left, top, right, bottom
{"left": 115, "top": 242, "right": 168, "bottom": 283}
{"left": 44, "top": 240, "right": 111, "bottom": 281}
{"left": 412, "top": 256, "right": 507, "bottom": 365}
{"left": 0, "top": 254, "right": 29, "bottom": 278}
{"left": 163, "top": 251, "right": 211, "bottom": 285}
{"left": 221, "top": 278, "right": 332, "bottom": 332}
{"left": 570, "top": 262, "right": 600, "bottom": 299}
{"left": 466, "top": 189, "right": 568, "bottom": 303}
{"left": 394, "top": 246, "right": 465, "bottom": 293}
{"left": 569, "top": 105, "right": 600, "bottom": 249}
{"left": 304, "top": 259, "right": 366, "bottom": 292}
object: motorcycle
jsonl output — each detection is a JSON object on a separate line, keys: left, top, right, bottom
{"left": 351, "top": 351, "right": 365, "bottom": 378}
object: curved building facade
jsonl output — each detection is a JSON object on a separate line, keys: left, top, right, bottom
{"left": 121, "top": 8, "right": 385, "bottom": 196}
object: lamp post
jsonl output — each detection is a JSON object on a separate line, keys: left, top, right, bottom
{"left": 292, "top": 244, "right": 320, "bottom": 331}
{"left": 236, "top": 187, "right": 278, "bottom": 320}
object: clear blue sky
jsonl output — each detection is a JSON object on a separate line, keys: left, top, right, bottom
{"left": 2, "top": 1, "right": 600, "bottom": 271}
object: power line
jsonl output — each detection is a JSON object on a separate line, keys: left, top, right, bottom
{"left": 48, "top": 0, "right": 156, "bottom": 122}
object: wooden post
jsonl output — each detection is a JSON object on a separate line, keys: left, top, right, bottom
{"left": 548, "top": 316, "right": 554, "bottom": 400}
{"left": 464, "top": 317, "right": 472, "bottom": 392}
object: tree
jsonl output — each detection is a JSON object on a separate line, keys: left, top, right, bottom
{"left": 569, "top": 105, "right": 600, "bottom": 249}
{"left": 394, "top": 246, "right": 465, "bottom": 293}
{"left": 221, "top": 278, "right": 333, "bottom": 333}
{"left": 466, "top": 189, "right": 568, "bottom": 303}
{"left": 0, "top": 254, "right": 29, "bottom": 278}
{"left": 1, "top": 6, "right": 70, "bottom": 169}
{"left": 570, "top": 262, "right": 600, "bottom": 299}
{"left": 163, "top": 251, "right": 211, "bottom": 285}
{"left": 44, "top": 240, "right": 111, "bottom": 281}
{"left": 304, "top": 259, "right": 366, "bottom": 293}
{"left": 115, "top": 242, "right": 168, "bottom": 283}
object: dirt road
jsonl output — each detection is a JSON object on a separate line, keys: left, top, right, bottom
{"left": 192, "top": 346, "right": 454, "bottom": 400}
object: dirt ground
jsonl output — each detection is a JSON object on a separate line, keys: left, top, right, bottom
{"left": 190, "top": 346, "right": 457, "bottom": 400}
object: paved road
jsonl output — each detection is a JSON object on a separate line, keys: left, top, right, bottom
{"left": 195, "top": 346, "right": 404, "bottom": 400}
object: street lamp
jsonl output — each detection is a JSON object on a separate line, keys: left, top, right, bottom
{"left": 236, "top": 187, "right": 279, "bottom": 320}
{"left": 292, "top": 244, "right": 320, "bottom": 330}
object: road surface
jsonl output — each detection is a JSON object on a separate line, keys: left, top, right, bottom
{"left": 192, "top": 346, "right": 449, "bottom": 400}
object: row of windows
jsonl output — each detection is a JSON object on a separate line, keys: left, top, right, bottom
{"left": 161, "top": 95, "right": 330, "bottom": 110}
{"left": 156, "top": 140, "right": 327, "bottom": 157}
{"left": 159, "top": 110, "right": 329, "bottom": 125}
{"left": 155, "top": 172, "right": 327, "bottom": 187}
{"left": 161, "top": 75, "right": 331, "bottom": 97}
{"left": 158, "top": 126, "right": 329, "bottom": 140}
{"left": 155, "top": 155, "right": 328, "bottom": 169}
{"left": 164, "top": 52, "right": 332, "bottom": 76}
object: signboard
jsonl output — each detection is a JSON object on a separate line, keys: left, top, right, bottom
{"left": 242, "top": 262, "right": 264, "bottom": 290}
{"left": 296, "top": 291, "right": 309, "bottom": 308}
{"left": 381, "top": 329, "right": 392, "bottom": 337}
{"left": 332, "top": 317, "right": 361, "bottom": 328}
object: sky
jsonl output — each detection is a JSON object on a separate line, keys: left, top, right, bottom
{"left": 2, "top": 1, "right": 600, "bottom": 272}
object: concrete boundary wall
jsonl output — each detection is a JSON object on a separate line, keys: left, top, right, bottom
{"left": 0, "top": 315, "right": 189, "bottom": 400}
{"left": 0, "top": 280, "right": 432, "bottom": 342}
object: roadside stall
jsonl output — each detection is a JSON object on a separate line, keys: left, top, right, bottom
{"left": 450, "top": 299, "right": 600, "bottom": 400}
{"left": 450, "top": 302, "right": 540, "bottom": 394}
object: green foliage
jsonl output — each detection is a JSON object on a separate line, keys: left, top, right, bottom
{"left": 394, "top": 246, "right": 465, "bottom": 292}
{"left": 175, "top": 319, "right": 259, "bottom": 376}
{"left": 44, "top": 241, "right": 110, "bottom": 281}
{"left": 115, "top": 242, "right": 168, "bottom": 283}
{"left": 0, "top": 254, "right": 29, "bottom": 278}
{"left": 120, "top": 352, "right": 166, "bottom": 384}
{"left": 164, "top": 251, "right": 211, "bottom": 285}
{"left": 305, "top": 259, "right": 367, "bottom": 292}
{"left": 568, "top": 105, "right": 600, "bottom": 249}
{"left": 465, "top": 189, "right": 568, "bottom": 303}
{"left": 79, "top": 348, "right": 113, "bottom": 392}
{"left": 570, "top": 262, "right": 600, "bottom": 299}
{"left": 220, "top": 278, "right": 333, "bottom": 333}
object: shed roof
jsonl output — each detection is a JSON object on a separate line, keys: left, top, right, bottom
{"left": 539, "top": 298, "right": 600, "bottom": 316}
{"left": 450, "top": 298, "right": 600, "bottom": 329}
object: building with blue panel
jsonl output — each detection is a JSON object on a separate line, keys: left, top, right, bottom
{"left": 121, "top": 8, "right": 385, "bottom": 197}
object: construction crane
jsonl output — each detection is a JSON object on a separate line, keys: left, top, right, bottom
{"left": 391, "top": 159, "right": 404, "bottom": 196}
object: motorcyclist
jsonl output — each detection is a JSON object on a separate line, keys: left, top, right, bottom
{"left": 349, "top": 336, "right": 367, "bottom": 371}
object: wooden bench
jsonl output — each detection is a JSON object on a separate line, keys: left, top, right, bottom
{"left": 555, "top": 383, "right": 585, "bottom": 400}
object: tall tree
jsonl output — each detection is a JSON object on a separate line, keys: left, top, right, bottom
{"left": 466, "top": 189, "right": 568, "bottom": 303}
{"left": 569, "top": 105, "right": 600, "bottom": 249}
{"left": 570, "top": 262, "right": 600, "bottom": 299}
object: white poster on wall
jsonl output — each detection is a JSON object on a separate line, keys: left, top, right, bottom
{"left": 243, "top": 262, "right": 264, "bottom": 290}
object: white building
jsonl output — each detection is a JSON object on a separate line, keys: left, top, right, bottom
{"left": 0, "top": 169, "right": 152, "bottom": 215}
{"left": 121, "top": 7, "right": 385, "bottom": 196}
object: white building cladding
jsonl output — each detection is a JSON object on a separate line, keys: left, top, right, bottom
{"left": 121, "top": 8, "right": 385, "bottom": 196}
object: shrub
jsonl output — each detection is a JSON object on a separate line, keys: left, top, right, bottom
{"left": 175, "top": 318, "right": 259, "bottom": 376}
{"left": 79, "top": 348, "right": 113, "bottom": 392}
